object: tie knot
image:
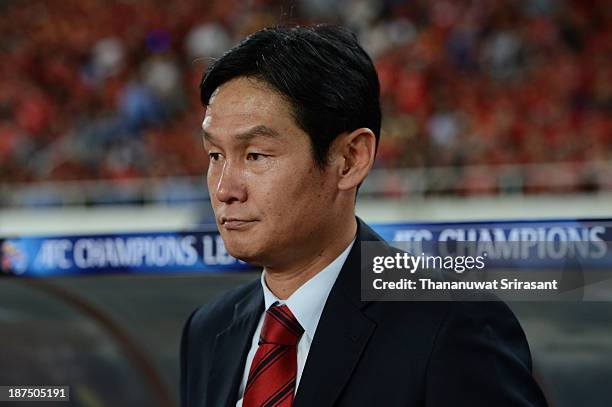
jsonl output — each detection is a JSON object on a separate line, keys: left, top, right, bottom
{"left": 260, "top": 304, "right": 304, "bottom": 346}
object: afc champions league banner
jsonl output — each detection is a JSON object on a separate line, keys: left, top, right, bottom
{"left": 1, "top": 219, "right": 612, "bottom": 277}
{"left": 0, "top": 230, "right": 251, "bottom": 277}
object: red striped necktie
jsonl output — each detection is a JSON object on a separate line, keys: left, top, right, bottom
{"left": 243, "top": 304, "right": 304, "bottom": 407}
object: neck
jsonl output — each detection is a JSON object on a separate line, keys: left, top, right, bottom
{"left": 263, "top": 215, "right": 357, "bottom": 300}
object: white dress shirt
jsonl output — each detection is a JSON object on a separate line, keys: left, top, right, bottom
{"left": 235, "top": 239, "right": 355, "bottom": 406}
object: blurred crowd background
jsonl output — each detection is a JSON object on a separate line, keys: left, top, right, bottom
{"left": 0, "top": 0, "right": 610, "bottom": 203}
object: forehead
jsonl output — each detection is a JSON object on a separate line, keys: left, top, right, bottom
{"left": 202, "top": 77, "right": 297, "bottom": 138}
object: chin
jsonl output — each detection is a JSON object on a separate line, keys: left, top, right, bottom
{"left": 222, "top": 239, "right": 266, "bottom": 266}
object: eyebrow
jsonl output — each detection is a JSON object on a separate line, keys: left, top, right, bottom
{"left": 202, "top": 125, "right": 281, "bottom": 143}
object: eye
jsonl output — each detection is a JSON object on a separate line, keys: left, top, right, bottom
{"left": 209, "top": 152, "right": 221, "bottom": 161}
{"left": 246, "top": 153, "right": 267, "bottom": 161}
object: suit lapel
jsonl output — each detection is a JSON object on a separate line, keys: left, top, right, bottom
{"left": 206, "top": 285, "right": 263, "bottom": 407}
{"left": 293, "top": 286, "right": 375, "bottom": 407}
{"left": 293, "top": 219, "right": 381, "bottom": 407}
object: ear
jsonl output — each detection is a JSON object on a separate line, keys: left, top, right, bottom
{"left": 333, "top": 128, "right": 377, "bottom": 191}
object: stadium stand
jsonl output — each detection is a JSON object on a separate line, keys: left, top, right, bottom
{"left": 0, "top": 0, "right": 609, "bottom": 205}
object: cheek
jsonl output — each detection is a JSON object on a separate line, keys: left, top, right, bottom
{"left": 207, "top": 183, "right": 224, "bottom": 213}
{"left": 268, "top": 172, "right": 328, "bottom": 217}
{"left": 206, "top": 166, "right": 219, "bottom": 192}
{"left": 245, "top": 174, "right": 295, "bottom": 220}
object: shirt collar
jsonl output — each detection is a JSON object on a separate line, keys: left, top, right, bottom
{"left": 260, "top": 238, "right": 355, "bottom": 340}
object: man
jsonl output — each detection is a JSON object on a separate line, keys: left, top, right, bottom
{"left": 181, "top": 25, "right": 548, "bottom": 407}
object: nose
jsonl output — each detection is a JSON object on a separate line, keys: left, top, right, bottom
{"left": 211, "top": 159, "right": 247, "bottom": 204}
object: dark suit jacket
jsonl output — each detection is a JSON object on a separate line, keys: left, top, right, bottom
{"left": 181, "top": 219, "right": 548, "bottom": 407}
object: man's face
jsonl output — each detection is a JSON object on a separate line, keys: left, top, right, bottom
{"left": 202, "top": 77, "right": 338, "bottom": 266}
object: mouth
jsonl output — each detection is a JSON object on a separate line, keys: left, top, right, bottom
{"left": 220, "top": 217, "right": 258, "bottom": 231}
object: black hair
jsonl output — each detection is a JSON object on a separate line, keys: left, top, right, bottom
{"left": 200, "top": 25, "right": 381, "bottom": 168}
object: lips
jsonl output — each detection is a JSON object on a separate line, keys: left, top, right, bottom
{"left": 220, "top": 217, "right": 258, "bottom": 230}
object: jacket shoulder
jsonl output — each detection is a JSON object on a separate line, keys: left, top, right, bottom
{"left": 424, "top": 298, "right": 548, "bottom": 405}
{"left": 180, "top": 278, "right": 260, "bottom": 407}
{"left": 188, "top": 278, "right": 260, "bottom": 336}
